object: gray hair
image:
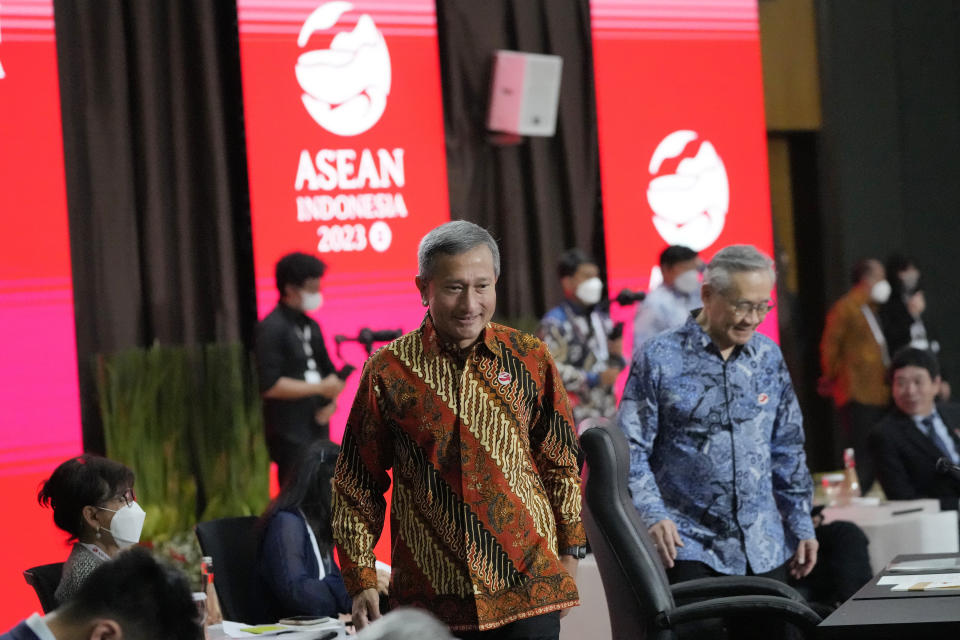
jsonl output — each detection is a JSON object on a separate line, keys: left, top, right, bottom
{"left": 417, "top": 220, "right": 501, "bottom": 281}
{"left": 355, "top": 608, "right": 454, "bottom": 640}
{"left": 703, "top": 244, "right": 775, "bottom": 294}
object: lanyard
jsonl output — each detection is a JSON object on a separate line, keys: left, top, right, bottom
{"left": 294, "top": 324, "right": 318, "bottom": 374}
{"left": 860, "top": 305, "right": 890, "bottom": 367}
{"left": 299, "top": 509, "right": 327, "bottom": 580}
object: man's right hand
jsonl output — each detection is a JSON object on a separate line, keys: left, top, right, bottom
{"left": 648, "top": 519, "right": 684, "bottom": 569}
{"left": 316, "top": 374, "right": 345, "bottom": 399}
{"left": 351, "top": 587, "right": 381, "bottom": 631}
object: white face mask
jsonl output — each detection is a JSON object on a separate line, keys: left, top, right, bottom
{"left": 870, "top": 279, "right": 892, "bottom": 304}
{"left": 300, "top": 291, "right": 323, "bottom": 312}
{"left": 673, "top": 269, "right": 700, "bottom": 294}
{"left": 575, "top": 277, "right": 604, "bottom": 306}
{"left": 98, "top": 501, "right": 146, "bottom": 548}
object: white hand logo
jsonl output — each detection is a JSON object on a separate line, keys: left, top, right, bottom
{"left": 295, "top": 1, "right": 391, "bottom": 136}
{"left": 646, "top": 130, "right": 729, "bottom": 252}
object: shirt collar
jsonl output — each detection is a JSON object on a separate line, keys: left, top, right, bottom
{"left": 420, "top": 313, "right": 499, "bottom": 360}
{"left": 562, "top": 298, "right": 592, "bottom": 316}
{"left": 277, "top": 301, "right": 309, "bottom": 325}
{"left": 25, "top": 613, "right": 57, "bottom": 640}
{"left": 678, "top": 312, "right": 755, "bottom": 359}
{"left": 911, "top": 410, "right": 940, "bottom": 427}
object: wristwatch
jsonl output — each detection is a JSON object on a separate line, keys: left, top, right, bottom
{"left": 560, "top": 545, "right": 587, "bottom": 559}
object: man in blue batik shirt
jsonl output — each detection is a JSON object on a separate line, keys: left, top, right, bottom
{"left": 619, "top": 245, "right": 817, "bottom": 594}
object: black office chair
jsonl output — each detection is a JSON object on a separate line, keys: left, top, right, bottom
{"left": 579, "top": 418, "right": 822, "bottom": 639}
{"left": 23, "top": 562, "right": 63, "bottom": 613}
{"left": 195, "top": 516, "right": 262, "bottom": 623}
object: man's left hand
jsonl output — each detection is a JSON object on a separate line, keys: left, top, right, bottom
{"left": 558, "top": 554, "right": 579, "bottom": 619}
{"left": 789, "top": 538, "right": 819, "bottom": 580}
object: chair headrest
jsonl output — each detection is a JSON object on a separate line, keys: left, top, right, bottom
{"left": 580, "top": 418, "right": 675, "bottom": 615}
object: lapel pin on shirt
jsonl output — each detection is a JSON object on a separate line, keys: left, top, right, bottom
{"left": 498, "top": 371, "right": 513, "bottom": 385}
{"left": 757, "top": 393, "right": 770, "bottom": 405}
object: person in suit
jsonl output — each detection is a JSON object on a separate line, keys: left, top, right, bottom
{"left": 255, "top": 439, "right": 388, "bottom": 620}
{"left": 1, "top": 548, "right": 199, "bottom": 640}
{"left": 870, "top": 347, "right": 960, "bottom": 510}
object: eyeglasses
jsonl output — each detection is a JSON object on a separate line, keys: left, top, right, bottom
{"left": 105, "top": 488, "right": 136, "bottom": 508}
{"left": 729, "top": 300, "right": 775, "bottom": 319}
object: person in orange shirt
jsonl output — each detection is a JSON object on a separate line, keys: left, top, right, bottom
{"left": 820, "top": 258, "right": 892, "bottom": 493}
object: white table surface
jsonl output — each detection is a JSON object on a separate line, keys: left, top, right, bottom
{"left": 822, "top": 499, "right": 959, "bottom": 572}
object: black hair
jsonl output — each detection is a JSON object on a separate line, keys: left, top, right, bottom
{"left": 58, "top": 547, "right": 201, "bottom": 640}
{"left": 659, "top": 245, "right": 698, "bottom": 268}
{"left": 557, "top": 248, "right": 595, "bottom": 279}
{"left": 38, "top": 454, "right": 135, "bottom": 542}
{"left": 275, "top": 252, "right": 326, "bottom": 295}
{"left": 890, "top": 346, "right": 940, "bottom": 380}
{"left": 850, "top": 258, "right": 879, "bottom": 285}
{"left": 259, "top": 439, "right": 340, "bottom": 553}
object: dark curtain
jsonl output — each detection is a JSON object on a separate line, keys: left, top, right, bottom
{"left": 436, "top": 0, "right": 605, "bottom": 321}
{"left": 53, "top": 1, "right": 257, "bottom": 453}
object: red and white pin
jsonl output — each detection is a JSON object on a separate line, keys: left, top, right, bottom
{"left": 498, "top": 371, "right": 513, "bottom": 385}
{"left": 757, "top": 393, "right": 770, "bottom": 405}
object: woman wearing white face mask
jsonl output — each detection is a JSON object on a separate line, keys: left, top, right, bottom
{"left": 38, "top": 454, "right": 145, "bottom": 605}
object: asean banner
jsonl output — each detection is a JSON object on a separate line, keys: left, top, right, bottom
{"left": 238, "top": 0, "right": 451, "bottom": 405}
{"left": 590, "top": 0, "right": 778, "bottom": 358}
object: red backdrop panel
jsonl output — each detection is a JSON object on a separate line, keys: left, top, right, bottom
{"left": 591, "top": 0, "right": 778, "bottom": 368}
{"left": 0, "top": 0, "right": 82, "bottom": 624}
{"left": 238, "top": 0, "right": 451, "bottom": 563}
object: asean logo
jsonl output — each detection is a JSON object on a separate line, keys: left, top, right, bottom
{"left": 646, "top": 130, "right": 729, "bottom": 252}
{"left": 295, "top": 1, "right": 392, "bottom": 136}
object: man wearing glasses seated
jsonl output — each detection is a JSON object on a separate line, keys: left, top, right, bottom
{"left": 618, "top": 244, "right": 818, "bottom": 638}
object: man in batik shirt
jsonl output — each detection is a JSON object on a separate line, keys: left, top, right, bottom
{"left": 332, "top": 221, "right": 585, "bottom": 640}
{"left": 619, "top": 245, "right": 818, "bottom": 592}
{"left": 538, "top": 249, "right": 624, "bottom": 426}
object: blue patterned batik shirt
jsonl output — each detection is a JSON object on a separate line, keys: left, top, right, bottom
{"left": 618, "top": 315, "right": 815, "bottom": 575}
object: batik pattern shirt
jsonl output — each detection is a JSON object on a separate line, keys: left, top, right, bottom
{"left": 332, "top": 315, "right": 584, "bottom": 632}
{"left": 618, "top": 316, "right": 814, "bottom": 575}
{"left": 538, "top": 300, "right": 622, "bottom": 425}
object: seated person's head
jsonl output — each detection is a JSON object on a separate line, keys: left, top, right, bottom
{"left": 557, "top": 249, "right": 601, "bottom": 306}
{"left": 38, "top": 454, "right": 141, "bottom": 551}
{"left": 890, "top": 347, "right": 941, "bottom": 417}
{"left": 266, "top": 439, "right": 340, "bottom": 547}
{"left": 46, "top": 547, "right": 201, "bottom": 640}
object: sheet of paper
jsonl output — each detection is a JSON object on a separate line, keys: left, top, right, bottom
{"left": 879, "top": 573, "right": 960, "bottom": 591}
{"left": 219, "top": 621, "right": 343, "bottom": 639}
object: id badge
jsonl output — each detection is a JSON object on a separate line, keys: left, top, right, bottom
{"left": 304, "top": 370, "right": 322, "bottom": 384}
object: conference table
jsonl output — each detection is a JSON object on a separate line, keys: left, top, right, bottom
{"left": 818, "top": 553, "right": 960, "bottom": 638}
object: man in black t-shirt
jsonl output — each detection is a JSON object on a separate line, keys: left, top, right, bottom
{"left": 256, "top": 252, "right": 344, "bottom": 487}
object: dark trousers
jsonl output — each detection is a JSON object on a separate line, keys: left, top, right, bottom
{"left": 457, "top": 612, "right": 560, "bottom": 640}
{"left": 667, "top": 560, "right": 796, "bottom": 640}
{"left": 838, "top": 401, "right": 887, "bottom": 494}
